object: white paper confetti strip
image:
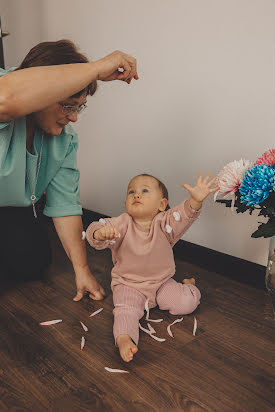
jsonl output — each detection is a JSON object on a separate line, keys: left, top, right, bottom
{"left": 193, "top": 316, "right": 197, "bottom": 336}
{"left": 81, "top": 231, "right": 86, "bottom": 240}
{"left": 80, "top": 321, "right": 88, "bottom": 332}
{"left": 139, "top": 323, "right": 166, "bottom": 342}
{"left": 167, "top": 317, "right": 183, "bottom": 338}
{"left": 145, "top": 299, "right": 163, "bottom": 323}
{"left": 81, "top": 336, "right": 85, "bottom": 351}
{"left": 89, "top": 308, "right": 103, "bottom": 317}
{"left": 104, "top": 367, "right": 129, "bottom": 373}
{"left": 173, "top": 211, "right": 180, "bottom": 221}
{"left": 39, "top": 319, "right": 62, "bottom": 326}
{"left": 165, "top": 224, "right": 172, "bottom": 233}
{"left": 147, "top": 323, "right": 156, "bottom": 334}
{"left": 147, "top": 318, "right": 163, "bottom": 323}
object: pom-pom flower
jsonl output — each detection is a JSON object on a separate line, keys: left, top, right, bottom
{"left": 214, "top": 159, "right": 251, "bottom": 202}
{"left": 254, "top": 149, "right": 275, "bottom": 166}
{"left": 239, "top": 164, "right": 275, "bottom": 206}
{"left": 215, "top": 150, "right": 275, "bottom": 238}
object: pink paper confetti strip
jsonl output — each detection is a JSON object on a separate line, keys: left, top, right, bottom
{"left": 80, "top": 321, "right": 88, "bottom": 332}
{"left": 139, "top": 323, "right": 166, "bottom": 342}
{"left": 145, "top": 299, "right": 163, "bottom": 323}
{"left": 89, "top": 308, "right": 103, "bottom": 317}
{"left": 193, "top": 316, "right": 197, "bottom": 336}
{"left": 39, "top": 319, "right": 62, "bottom": 326}
{"left": 81, "top": 336, "right": 85, "bottom": 350}
{"left": 167, "top": 317, "right": 183, "bottom": 338}
{"left": 104, "top": 367, "right": 129, "bottom": 373}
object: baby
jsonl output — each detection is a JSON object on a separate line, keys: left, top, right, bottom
{"left": 86, "top": 173, "right": 218, "bottom": 362}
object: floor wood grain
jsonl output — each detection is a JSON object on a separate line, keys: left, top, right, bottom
{"left": 0, "top": 226, "right": 274, "bottom": 412}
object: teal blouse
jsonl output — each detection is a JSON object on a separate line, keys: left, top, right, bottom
{"left": 0, "top": 67, "right": 82, "bottom": 217}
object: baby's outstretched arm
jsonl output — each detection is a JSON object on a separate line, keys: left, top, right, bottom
{"left": 182, "top": 172, "right": 219, "bottom": 210}
{"left": 94, "top": 226, "right": 119, "bottom": 241}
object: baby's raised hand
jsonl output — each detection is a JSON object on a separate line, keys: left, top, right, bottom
{"left": 182, "top": 172, "right": 219, "bottom": 210}
{"left": 94, "top": 226, "right": 119, "bottom": 241}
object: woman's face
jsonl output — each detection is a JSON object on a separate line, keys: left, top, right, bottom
{"left": 32, "top": 92, "right": 87, "bottom": 136}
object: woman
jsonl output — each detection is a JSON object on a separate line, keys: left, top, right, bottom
{"left": 0, "top": 40, "right": 138, "bottom": 300}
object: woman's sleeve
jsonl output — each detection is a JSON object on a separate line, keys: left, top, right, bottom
{"left": 161, "top": 199, "right": 201, "bottom": 246}
{"left": 0, "top": 68, "right": 16, "bottom": 129}
{"left": 43, "top": 134, "right": 82, "bottom": 217}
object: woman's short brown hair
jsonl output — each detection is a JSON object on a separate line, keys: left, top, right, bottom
{"left": 16, "top": 39, "right": 97, "bottom": 98}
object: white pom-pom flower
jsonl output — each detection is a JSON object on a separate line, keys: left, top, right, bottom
{"left": 99, "top": 218, "right": 106, "bottom": 224}
{"left": 214, "top": 159, "right": 251, "bottom": 202}
{"left": 173, "top": 212, "right": 180, "bottom": 221}
{"left": 166, "top": 224, "right": 172, "bottom": 233}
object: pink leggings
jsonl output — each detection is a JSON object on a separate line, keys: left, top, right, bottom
{"left": 113, "top": 278, "right": 201, "bottom": 345}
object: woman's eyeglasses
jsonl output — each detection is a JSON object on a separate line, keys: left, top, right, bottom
{"left": 58, "top": 102, "right": 87, "bottom": 115}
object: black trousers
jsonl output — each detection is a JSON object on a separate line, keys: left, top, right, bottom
{"left": 0, "top": 199, "right": 52, "bottom": 284}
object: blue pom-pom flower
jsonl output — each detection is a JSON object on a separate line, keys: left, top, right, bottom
{"left": 239, "top": 164, "right": 275, "bottom": 206}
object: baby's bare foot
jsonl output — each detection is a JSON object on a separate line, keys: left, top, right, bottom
{"left": 182, "top": 277, "right": 195, "bottom": 285}
{"left": 116, "top": 334, "right": 138, "bottom": 362}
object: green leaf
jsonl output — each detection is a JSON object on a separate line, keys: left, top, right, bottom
{"left": 251, "top": 218, "right": 275, "bottom": 238}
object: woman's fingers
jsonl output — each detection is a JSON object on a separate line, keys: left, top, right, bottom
{"left": 117, "top": 61, "right": 132, "bottom": 80}
{"left": 100, "top": 286, "right": 107, "bottom": 297}
{"left": 97, "top": 50, "right": 138, "bottom": 82}
{"left": 73, "top": 290, "right": 84, "bottom": 302}
{"left": 89, "top": 290, "right": 104, "bottom": 300}
{"left": 120, "top": 53, "right": 138, "bottom": 81}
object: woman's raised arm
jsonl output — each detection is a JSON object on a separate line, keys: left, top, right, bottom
{"left": 0, "top": 50, "right": 138, "bottom": 121}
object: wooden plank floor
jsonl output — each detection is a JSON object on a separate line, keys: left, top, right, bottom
{"left": 0, "top": 227, "right": 274, "bottom": 412}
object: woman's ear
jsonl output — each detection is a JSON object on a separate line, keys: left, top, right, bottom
{"left": 159, "top": 198, "right": 168, "bottom": 212}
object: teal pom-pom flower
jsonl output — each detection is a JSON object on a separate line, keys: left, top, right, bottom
{"left": 239, "top": 164, "right": 275, "bottom": 206}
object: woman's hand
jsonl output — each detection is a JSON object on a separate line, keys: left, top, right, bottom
{"left": 182, "top": 173, "right": 219, "bottom": 210}
{"left": 73, "top": 265, "right": 106, "bottom": 302}
{"left": 94, "top": 226, "right": 119, "bottom": 241}
{"left": 94, "top": 50, "right": 139, "bottom": 84}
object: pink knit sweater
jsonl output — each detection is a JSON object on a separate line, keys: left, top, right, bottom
{"left": 86, "top": 199, "right": 200, "bottom": 307}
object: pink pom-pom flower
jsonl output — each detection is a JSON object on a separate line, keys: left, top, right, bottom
{"left": 254, "top": 149, "right": 275, "bottom": 166}
{"left": 214, "top": 159, "right": 251, "bottom": 204}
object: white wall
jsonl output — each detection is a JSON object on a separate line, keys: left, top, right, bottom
{"left": 0, "top": 0, "right": 42, "bottom": 67}
{"left": 5, "top": 0, "right": 275, "bottom": 265}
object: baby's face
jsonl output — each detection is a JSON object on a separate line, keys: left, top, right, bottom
{"left": 125, "top": 176, "right": 167, "bottom": 221}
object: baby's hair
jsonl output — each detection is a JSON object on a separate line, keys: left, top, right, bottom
{"left": 137, "top": 174, "right": 170, "bottom": 210}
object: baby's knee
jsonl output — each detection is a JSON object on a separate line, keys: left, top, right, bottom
{"left": 157, "top": 282, "right": 201, "bottom": 315}
{"left": 173, "top": 284, "right": 201, "bottom": 315}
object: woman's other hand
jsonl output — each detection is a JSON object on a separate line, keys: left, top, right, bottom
{"left": 94, "top": 50, "right": 138, "bottom": 84}
{"left": 73, "top": 265, "right": 106, "bottom": 301}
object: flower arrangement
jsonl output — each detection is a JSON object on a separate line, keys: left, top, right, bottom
{"left": 214, "top": 149, "right": 275, "bottom": 238}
